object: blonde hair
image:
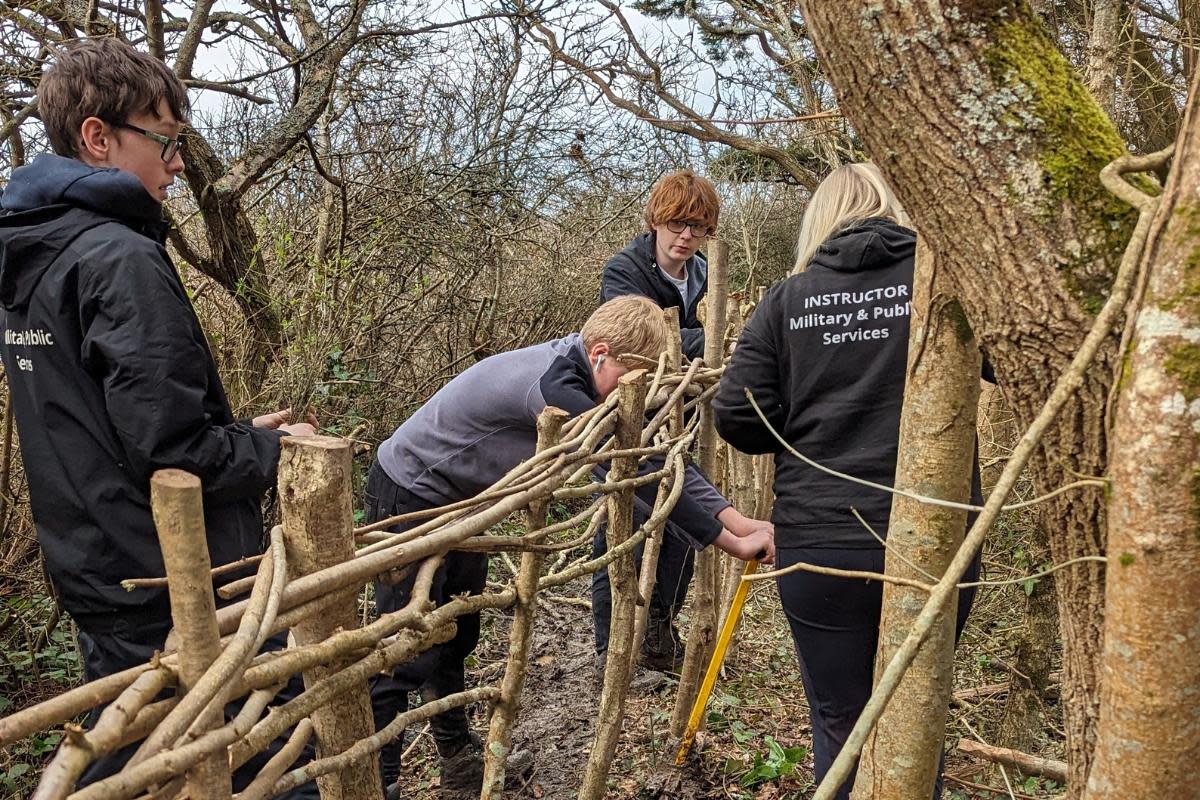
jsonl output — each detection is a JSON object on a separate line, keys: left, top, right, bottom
{"left": 792, "top": 163, "right": 910, "bottom": 274}
{"left": 582, "top": 296, "right": 669, "bottom": 364}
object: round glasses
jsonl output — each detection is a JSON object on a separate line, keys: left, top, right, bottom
{"left": 664, "top": 220, "right": 715, "bottom": 238}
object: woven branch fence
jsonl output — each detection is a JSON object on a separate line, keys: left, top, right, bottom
{"left": 1, "top": 246, "right": 776, "bottom": 800}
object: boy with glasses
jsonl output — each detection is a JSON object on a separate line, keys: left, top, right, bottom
{"left": 0, "top": 38, "right": 315, "bottom": 792}
{"left": 593, "top": 171, "right": 767, "bottom": 675}
{"left": 600, "top": 169, "right": 720, "bottom": 361}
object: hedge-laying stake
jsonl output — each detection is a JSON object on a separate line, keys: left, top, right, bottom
{"left": 676, "top": 558, "right": 760, "bottom": 765}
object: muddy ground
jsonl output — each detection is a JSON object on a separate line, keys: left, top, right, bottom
{"left": 392, "top": 562, "right": 1066, "bottom": 800}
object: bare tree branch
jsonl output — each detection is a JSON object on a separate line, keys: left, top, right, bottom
{"left": 0, "top": 97, "right": 37, "bottom": 147}
{"left": 174, "top": 0, "right": 216, "bottom": 79}
{"left": 143, "top": 0, "right": 165, "bottom": 61}
{"left": 183, "top": 79, "right": 273, "bottom": 105}
{"left": 529, "top": 16, "right": 820, "bottom": 188}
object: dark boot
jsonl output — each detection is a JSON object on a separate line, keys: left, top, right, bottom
{"left": 594, "top": 650, "right": 670, "bottom": 693}
{"left": 639, "top": 614, "right": 684, "bottom": 672}
{"left": 377, "top": 692, "right": 408, "bottom": 798}
{"left": 437, "top": 730, "right": 535, "bottom": 795}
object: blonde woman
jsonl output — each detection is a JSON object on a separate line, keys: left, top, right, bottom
{"left": 713, "top": 163, "right": 982, "bottom": 799}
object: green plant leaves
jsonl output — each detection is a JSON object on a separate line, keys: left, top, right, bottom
{"left": 739, "top": 735, "right": 807, "bottom": 787}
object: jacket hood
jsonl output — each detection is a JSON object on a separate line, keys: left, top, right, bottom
{"left": 0, "top": 155, "right": 164, "bottom": 311}
{"left": 568, "top": 331, "right": 601, "bottom": 400}
{"left": 2, "top": 153, "right": 162, "bottom": 220}
{"left": 808, "top": 217, "right": 915, "bottom": 274}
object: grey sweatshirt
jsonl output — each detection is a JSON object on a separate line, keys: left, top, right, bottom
{"left": 377, "top": 333, "right": 729, "bottom": 547}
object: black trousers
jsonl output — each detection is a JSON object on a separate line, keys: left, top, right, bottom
{"left": 590, "top": 507, "right": 696, "bottom": 655}
{"left": 775, "top": 546, "right": 979, "bottom": 800}
{"left": 365, "top": 462, "right": 487, "bottom": 757}
{"left": 75, "top": 622, "right": 317, "bottom": 797}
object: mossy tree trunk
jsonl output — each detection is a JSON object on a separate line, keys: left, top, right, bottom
{"left": 1082, "top": 75, "right": 1200, "bottom": 800}
{"left": 798, "top": 2, "right": 1132, "bottom": 793}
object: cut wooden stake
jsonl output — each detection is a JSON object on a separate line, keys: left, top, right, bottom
{"left": 150, "top": 469, "right": 233, "bottom": 800}
{"left": 671, "top": 239, "right": 729, "bottom": 739}
{"left": 580, "top": 370, "right": 649, "bottom": 800}
{"left": 279, "top": 436, "right": 383, "bottom": 800}
{"left": 851, "top": 243, "right": 981, "bottom": 799}
{"left": 481, "top": 406, "right": 568, "bottom": 799}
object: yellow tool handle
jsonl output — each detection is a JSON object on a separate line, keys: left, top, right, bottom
{"left": 676, "top": 559, "right": 760, "bottom": 765}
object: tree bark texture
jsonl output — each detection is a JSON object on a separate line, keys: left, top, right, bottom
{"left": 670, "top": 241, "right": 729, "bottom": 739}
{"left": 1083, "top": 76, "right": 1200, "bottom": 800}
{"left": 798, "top": 4, "right": 1129, "bottom": 791}
{"left": 1085, "top": 0, "right": 1122, "bottom": 118}
{"left": 851, "top": 246, "right": 981, "bottom": 800}
{"left": 481, "top": 407, "right": 568, "bottom": 799}
{"left": 150, "top": 469, "right": 232, "bottom": 799}
{"left": 580, "top": 370, "right": 648, "bottom": 800}
{"left": 1182, "top": 0, "right": 1200, "bottom": 88}
{"left": 278, "top": 436, "right": 383, "bottom": 800}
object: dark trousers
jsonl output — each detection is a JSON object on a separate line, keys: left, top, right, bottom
{"left": 76, "top": 622, "right": 317, "bottom": 797}
{"left": 590, "top": 507, "right": 696, "bottom": 655}
{"left": 775, "top": 546, "right": 979, "bottom": 800}
{"left": 365, "top": 462, "right": 487, "bottom": 759}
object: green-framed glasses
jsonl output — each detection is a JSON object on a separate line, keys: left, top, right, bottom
{"left": 116, "top": 122, "right": 183, "bottom": 163}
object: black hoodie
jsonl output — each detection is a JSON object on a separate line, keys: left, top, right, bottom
{"left": 714, "top": 218, "right": 979, "bottom": 548}
{"left": 0, "top": 154, "right": 283, "bottom": 633}
{"left": 600, "top": 232, "right": 708, "bottom": 360}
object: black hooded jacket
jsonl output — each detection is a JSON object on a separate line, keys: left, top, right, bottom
{"left": 0, "top": 154, "right": 283, "bottom": 633}
{"left": 600, "top": 231, "right": 708, "bottom": 360}
{"left": 714, "top": 218, "right": 983, "bottom": 548}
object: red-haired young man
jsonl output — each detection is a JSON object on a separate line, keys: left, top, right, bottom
{"left": 599, "top": 169, "right": 721, "bottom": 361}
{"left": 592, "top": 171, "right": 769, "bottom": 676}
